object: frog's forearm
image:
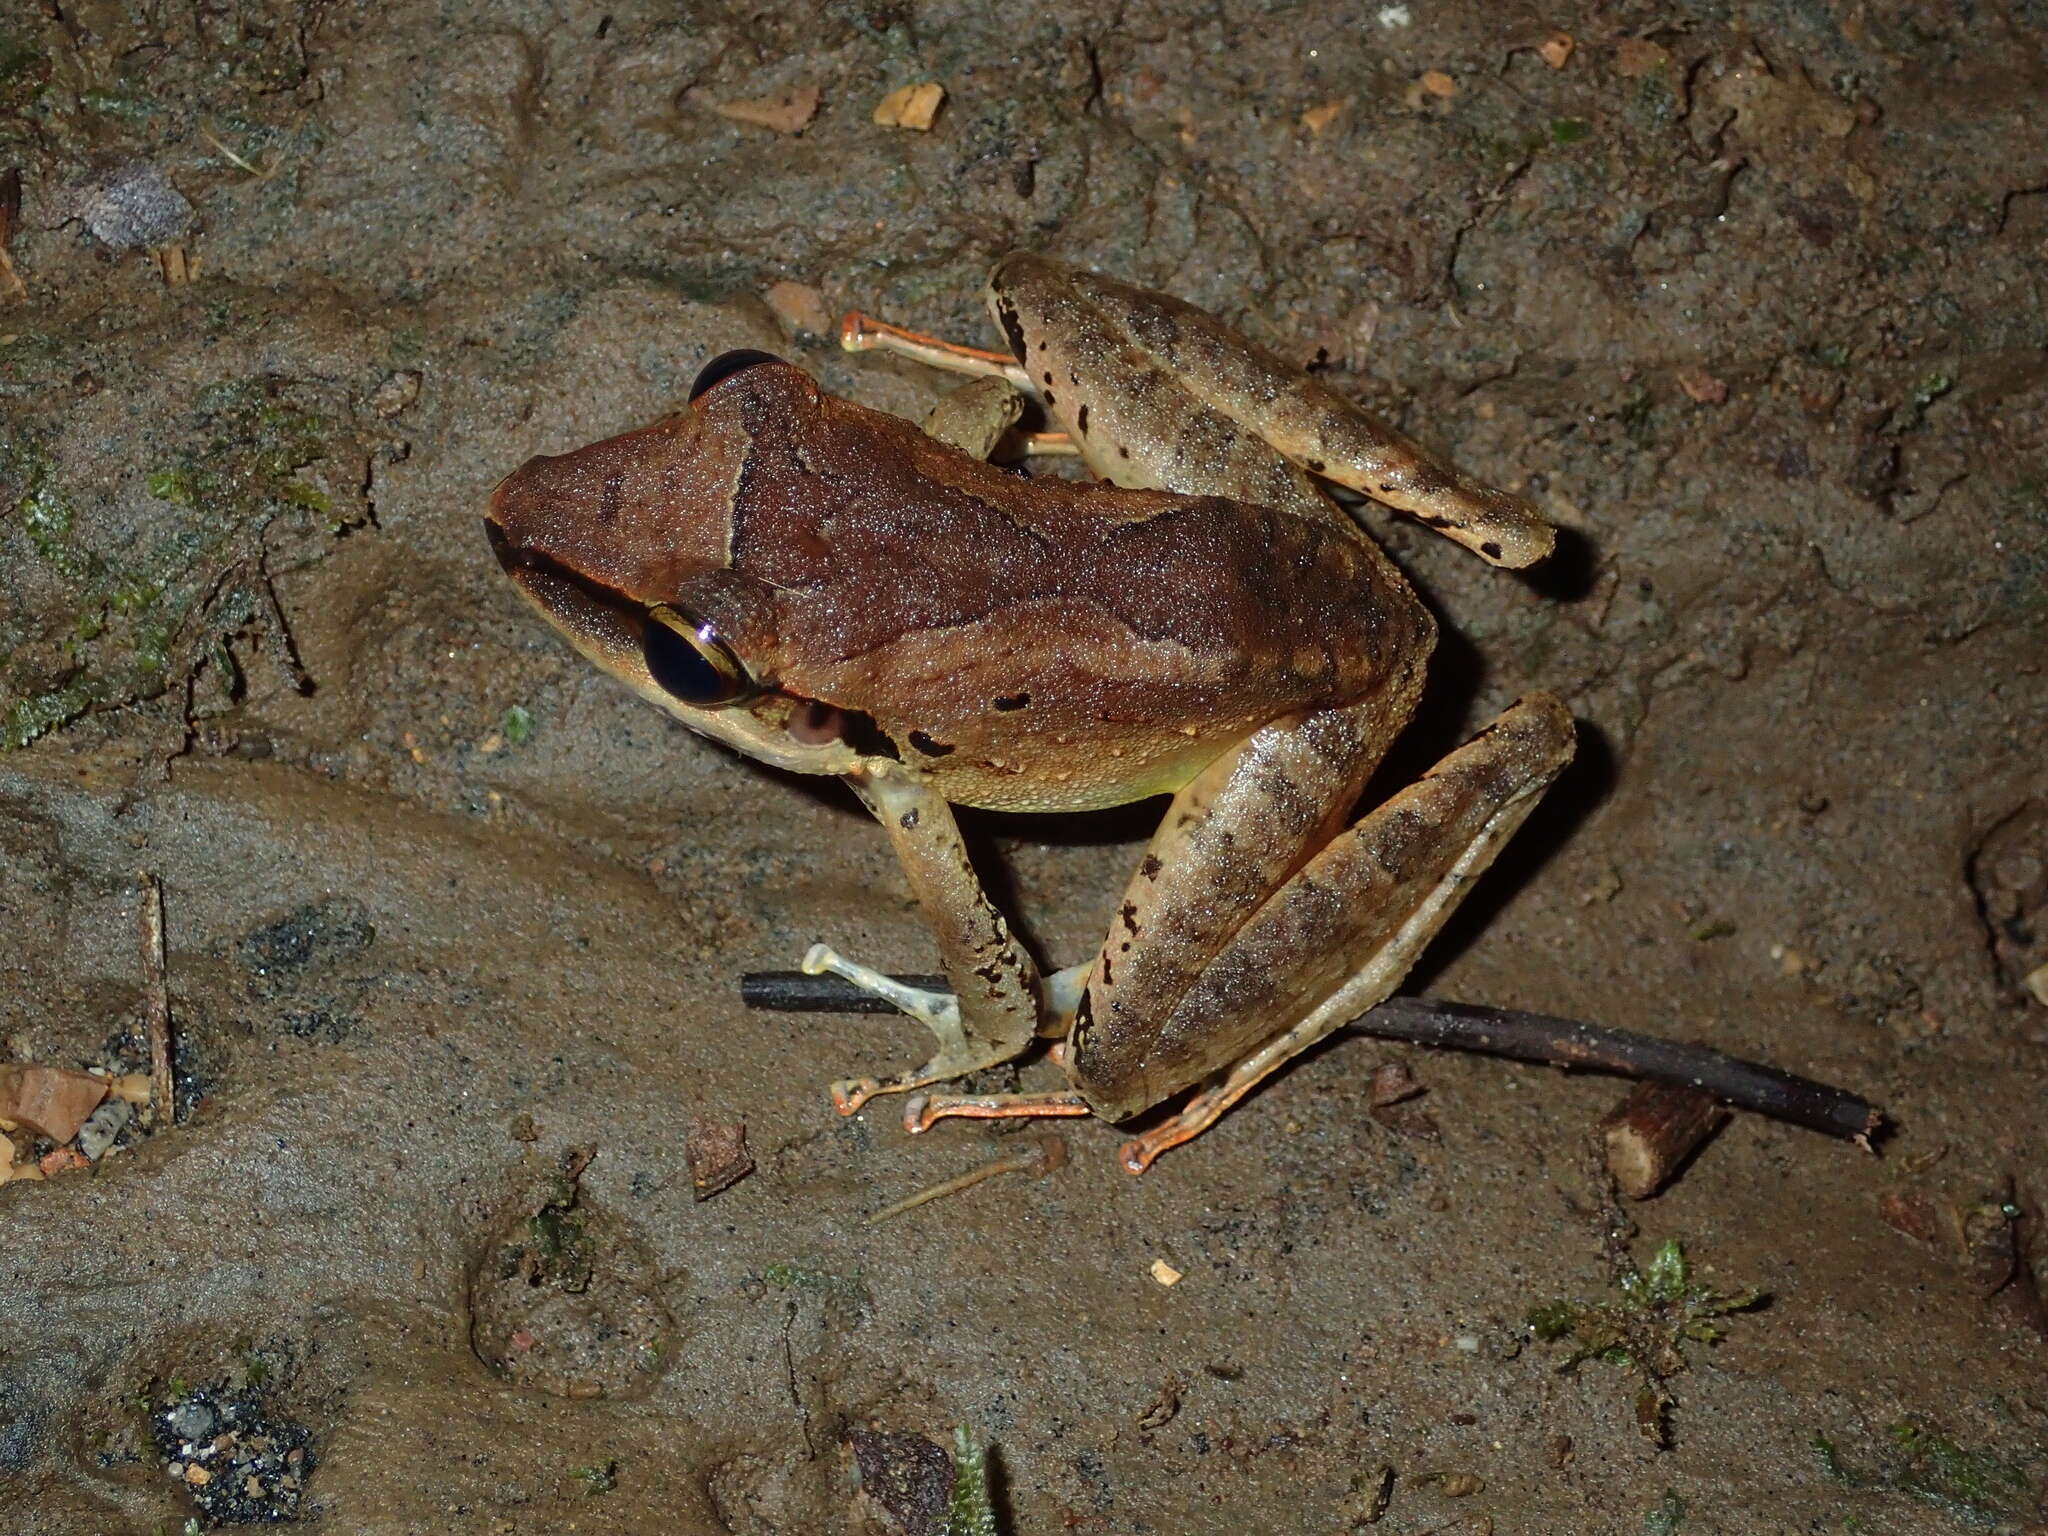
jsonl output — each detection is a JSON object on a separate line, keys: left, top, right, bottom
{"left": 849, "top": 766, "right": 1043, "bottom": 1069}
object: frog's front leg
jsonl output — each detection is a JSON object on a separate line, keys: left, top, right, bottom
{"left": 822, "top": 764, "right": 1045, "bottom": 1115}
{"left": 919, "top": 375, "right": 1023, "bottom": 459}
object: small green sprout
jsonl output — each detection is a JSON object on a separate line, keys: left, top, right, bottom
{"left": 1526, "top": 1239, "right": 1764, "bottom": 1447}
{"left": 944, "top": 1426, "right": 999, "bottom": 1536}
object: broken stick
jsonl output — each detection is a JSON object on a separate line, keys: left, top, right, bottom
{"left": 1600, "top": 1081, "right": 1729, "bottom": 1198}
{"left": 139, "top": 873, "right": 173, "bottom": 1125}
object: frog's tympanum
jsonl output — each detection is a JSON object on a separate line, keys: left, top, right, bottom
{"left": 487, "top": 254, "right": 1575, "bottom": 1172}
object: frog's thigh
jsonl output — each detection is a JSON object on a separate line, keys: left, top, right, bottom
{"left": 921, "top": 376, "right": 1025, "bottom": 460}
{"left": 833, "top": 768, "right": 1043, "bottom": 1105}
{"left": 1083, "top": 694, "right": 1577, "bottom": 1139}
{"left": 1072, "top": 697, "right": 1412, "bottom": 1104}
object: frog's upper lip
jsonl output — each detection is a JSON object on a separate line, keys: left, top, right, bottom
{"left": 484, "top": 515, "right": 633, "bottom": 620}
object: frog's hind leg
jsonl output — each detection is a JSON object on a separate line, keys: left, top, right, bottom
{"left": 1113, "top": 694, "right": 1576, "bottom": 1171}
{"left": 1030, "top": 263, "right": 1555, "bottom": 567}
{"left": 840, "top": 311, "right": 1032, "bottom": 389}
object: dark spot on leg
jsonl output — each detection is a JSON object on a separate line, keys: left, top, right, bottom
{"left": 994, "top": 300, "right": 1029, "bottom": 363}
{"left": 1042, "top": 371, "right": 1054, "bottom": 386}
{"left": 908, "top": 730, "right": 955, "bottom": 757}
{"left": 1098, "top": 953, "right": 1113, "bottom": 985}
{"left": 1140, "top": 855, "right": 1161, "bottom": 878}
{"left": 1419, "top": 513, "right": 1454, "bottom": 529}
{"left": 1119, "top": 901, "right": 1139, "bottom": 935}
{"left": 1306, "top": 458, "right": 1324, "bottom": 474}
{"left": 993, "top": 692, "right": 1031, "bottom": 711}
{"left": 1043, "top": 388, "right": 1056, "bottom": 407}
{"left": 1480, "top": 540, "right": 1502, "bottom": 560}
{"left": 1118, "top": 445, "right": 1130, "bottom": 459}
{"left": 898, "top": 809, "right": 920, "bottom": 830}
{"left": 1076, "top": 404, "right": 1088, "bottom": 433}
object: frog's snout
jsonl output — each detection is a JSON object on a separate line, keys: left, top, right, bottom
{"left": 482, "top": 512, "right": 519, "bottom": 573}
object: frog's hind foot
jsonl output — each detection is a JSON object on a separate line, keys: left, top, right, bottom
{"left": 901, "top": 1089, "right": 1092, "bottom": 1134}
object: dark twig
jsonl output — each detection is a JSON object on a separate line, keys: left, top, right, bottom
{"left": 741, "top": 970, "right": 946, "bottom": 1013}
{"left": 738, "top": 973, "right": 1885, "bottom": 1143}
{"left": 1357, "top": 997, "right": 1881, "bottom": 1143}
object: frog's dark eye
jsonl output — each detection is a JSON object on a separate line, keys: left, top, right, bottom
{"left": 642, "top": 605, "right": 753, "bottom": 707}
{"left": 689, "top": 349, "right": 783, "bottom": 401}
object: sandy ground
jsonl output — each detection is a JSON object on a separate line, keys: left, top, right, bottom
{"left": 2, "top": 2, "right": 2045, "bottom": 1532}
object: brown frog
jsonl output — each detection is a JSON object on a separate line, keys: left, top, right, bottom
{"left": 486, "top": 253, "right": 1575, "bottom": 1171}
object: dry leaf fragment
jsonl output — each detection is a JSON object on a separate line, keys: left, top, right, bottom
{"left": 1420, "top": 70, "right": 1458, "bottom": 98}
{"left": 1675, "top": 365, "right": 1728, "bottom": 405}
{"left": 708, "top": 85, "right": 820, "bottom": 136}
{"left": 1877, "top": 1190, "right": 1940, "bottom": 1244}
{"left": 1539, "top": 32, "right": 1575, "bottom": 69}
{"left": 873, "top": 82, "right": 945, "bottom": 131}
{"left": 763, "top": 280, "right": 832, "bottom": 336}
{"left": 1614, "top": 38, "right": 1671, "bottom": 78}
{"left": 1136, "top": 1372, "right": 1185, "bottom": 1430}
{"left": 1369, "top": 1061, "right": 1423, "bottom": 1107}
{"left": 0, "top": 1064, "right": 110, "bottom": 1143}
{"left": 685, "top": 1115, "right": 754, "bottom": 1201}
{"left": 848, "top": 1429, "right": 952, "bottom": 1535}
{"left": 1301, "top": 100, "right": 1345, "bottom": 136}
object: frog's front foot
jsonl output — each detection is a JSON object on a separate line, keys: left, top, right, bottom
{"left": 802, "top": 943, "right": 959, "bottom": 1033}
{"left": 803, "top": 943, "right": 1004, "bottom": 1116}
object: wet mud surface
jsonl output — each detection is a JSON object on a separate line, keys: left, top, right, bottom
{"left": 2, "top": 2, "right": 2045, "bottom": 1531}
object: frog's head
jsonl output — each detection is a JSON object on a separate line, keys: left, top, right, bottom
{"left": 485, "top": 351, "right": 869, "bottom": 776}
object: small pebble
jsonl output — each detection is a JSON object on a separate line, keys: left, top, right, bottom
{"left": 72, "top": 159, "right": 195, "bottom": 250}
{"left": 370, "top": 369, "right": 422, "bottom": 418}
{"left": 76, "top": 1097, "right": 132, "bottom": 1160}
{"left": 167, "top": 1401, "right": 216, "bottom": 1439}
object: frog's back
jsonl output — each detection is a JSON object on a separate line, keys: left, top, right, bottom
{"left": 709, "top": 368, "right": 1433, "bottom": 811}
